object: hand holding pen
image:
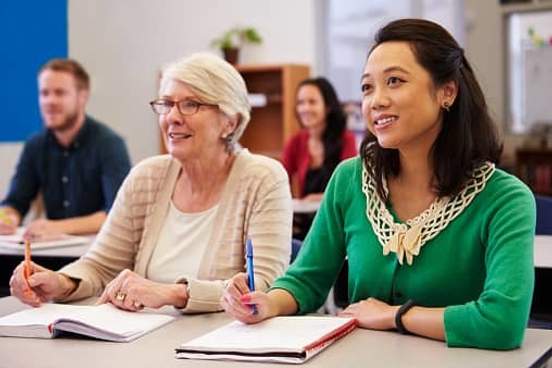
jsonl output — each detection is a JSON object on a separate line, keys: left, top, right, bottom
{"left": 9, "top": 242, "right": 76, "bottom": 307}
{"left": 9, "top": 240, "right": 41, "bottom": 306}
{"left": 221, "top": 238, "right": 279, "bottom": 323}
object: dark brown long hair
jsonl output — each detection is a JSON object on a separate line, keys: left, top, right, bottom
{"left": 297, "top": 77, "right": 347, "bottom": 176}
{"left": 360, "top": 18, "right": 502, "bottom": 201}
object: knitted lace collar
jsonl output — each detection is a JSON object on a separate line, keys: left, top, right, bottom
{"left": 362, "top": 162, "right": 495, "bottom": 266}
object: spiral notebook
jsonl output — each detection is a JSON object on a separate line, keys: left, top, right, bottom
{"left": 176, "top": 316, "right": 357, "bottom": 364}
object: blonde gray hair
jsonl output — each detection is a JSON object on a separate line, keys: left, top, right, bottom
{"left": 160, "top": 53, "right": 251, "bottom": 151}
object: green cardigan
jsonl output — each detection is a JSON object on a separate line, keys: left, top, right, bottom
{"left": 272, "top": 157, "right": 536, "bottom": 350}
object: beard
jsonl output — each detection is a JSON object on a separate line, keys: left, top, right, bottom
{"left": 43, "top": 109, "right": 80, "bottom": 133}
{"left": 53, "top": 110, "right": 80, "bottom": 132}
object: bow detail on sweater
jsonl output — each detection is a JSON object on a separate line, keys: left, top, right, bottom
{"left": 383, "top": 223, "right": 423, "bottom": 265}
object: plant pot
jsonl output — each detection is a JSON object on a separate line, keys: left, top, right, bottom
{"left": 223, "top": 47, "right": 240, "bottom": 65}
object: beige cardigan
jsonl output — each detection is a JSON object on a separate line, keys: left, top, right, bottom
{"left": 58, "top": 149, "right": 292, "bottom": 312}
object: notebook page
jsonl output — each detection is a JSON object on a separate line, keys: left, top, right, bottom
{"left": 56, "top": 303, "right": 175, "bottom": 337}
{"left": 0, "top": 303, "right": 83, "bottom": 327}
{"left": 180, "top": 316, "right": 355, "bottom": 354}
{"left": 0, "top": 303, "right": 175, "bottom": 341}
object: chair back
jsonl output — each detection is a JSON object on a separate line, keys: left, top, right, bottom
{"left": 535, "top": 195, "right": 552, "bottom": 235}
{"left": 290, "top": 238, "right": 302, "bottom": 263}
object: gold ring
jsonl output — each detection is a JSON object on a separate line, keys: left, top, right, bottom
{"left": 115, "top": 292, "right": 126, "bottom": 301}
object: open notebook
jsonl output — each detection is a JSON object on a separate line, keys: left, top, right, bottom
{"left": 0, "top": 303, "right": 175, "bottom": 342}
{"left": 176, "top": 316, "right": 357, "bottom": 364}
{"left": 0, "top": 228, "right": 89, "bottom": 250}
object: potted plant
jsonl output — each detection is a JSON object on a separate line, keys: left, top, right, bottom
{"left": 211, "top": 27, "right": 262, "bottom": 64}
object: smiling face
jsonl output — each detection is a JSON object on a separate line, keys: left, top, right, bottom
{"left": 38, "top": 70, "right": 87, "bottom": 132}
{"left": 360, "top": 41, "right": 448, "bottom": 152}
{"left": 296, "top": 84, "right": 327, "bottom": 131}
{"left": 158, "top": 79, "right": 235, "bottom": 162}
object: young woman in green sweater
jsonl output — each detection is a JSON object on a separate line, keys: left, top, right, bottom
{"left": 221, "top": 18, "right": 536, "bottom": 350}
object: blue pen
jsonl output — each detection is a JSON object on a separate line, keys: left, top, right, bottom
{"left": 245, "top": 238, "right": 258, "bottom": 315}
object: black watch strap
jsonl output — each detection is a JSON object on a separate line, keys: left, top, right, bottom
{"left": 395, "top": 299, "right": 416, "bottom": 334}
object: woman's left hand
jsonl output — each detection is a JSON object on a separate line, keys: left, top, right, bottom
{"left": 23, "top": 219, "right": 64, "bottom": 241}
{"left": 338, "top": 297, "right": 399, "bottom": 330}
{"left": 97, "top": 269, "right": 188, "bottom": 311}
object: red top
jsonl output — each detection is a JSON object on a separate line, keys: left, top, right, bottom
{"left": 282, "top": 130, "right": 358, "bottom": 197}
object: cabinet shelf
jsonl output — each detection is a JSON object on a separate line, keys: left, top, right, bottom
{"left": 237, "top": 64, "right": 310, "bottom": 159}
{"left": 516, "top": 148, "right": 552, "bottom": 195}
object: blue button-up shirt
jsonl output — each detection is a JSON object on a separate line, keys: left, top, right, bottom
{"left": 1, "top": 116, "right": 131, "bottom": 220}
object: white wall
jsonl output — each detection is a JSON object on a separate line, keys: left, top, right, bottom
{"left": 0, "top": 0, "right": 317, "bottom": 197}
{"left": 4, "top": 0, "right": 538, "bottom": 197}
{"left": 463, "top": 0, "right": 552, "bottom": 165}
{"left": 0, "top": 144, "right": 23, "bottom": 198}
{"left": 68, "top": 0, "right": 317, "bottom": 164}
{"left": 464, "top": 0, "right": 504, "bottom": 126}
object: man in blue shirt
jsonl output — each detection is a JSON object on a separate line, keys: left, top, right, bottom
{"left": 0, "top": 59, "right": 131, "bottom": 239}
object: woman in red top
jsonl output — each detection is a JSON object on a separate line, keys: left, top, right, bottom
{"left": 282, "top": 77, "right": 357, "bottom": 202}
{"left": 283, "top": 77, "right": 357, "bottom": 240}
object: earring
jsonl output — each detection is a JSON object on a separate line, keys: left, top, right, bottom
{"left": 443, "top": 101, "right": 451, "bottom": 112}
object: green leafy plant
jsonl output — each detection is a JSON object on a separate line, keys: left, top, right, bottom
{"left": 211, "top": 27, "right": 262, "bottom": 50}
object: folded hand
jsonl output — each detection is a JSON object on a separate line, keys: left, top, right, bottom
{"left": 338, "top": 297, "right": 399, "bottom": 330}
{"left": 23, "top": 219, "right": 64, "bottom": 241}
{"left": 97, "top": 269, "right": 187, "bottom": 311}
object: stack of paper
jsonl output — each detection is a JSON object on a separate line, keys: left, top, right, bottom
{"left": 247, "top": 93, "right": 268, "bottom": 107}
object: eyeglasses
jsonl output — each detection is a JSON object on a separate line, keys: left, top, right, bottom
{"left": 149, "top": 99, "right": 218, "bottom": 116}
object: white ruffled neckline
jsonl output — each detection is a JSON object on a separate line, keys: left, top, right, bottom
{"left": 362, "top": 162, "right": 495, "bottom": 265}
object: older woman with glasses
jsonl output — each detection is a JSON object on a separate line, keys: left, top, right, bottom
{"left": 10, "top": 53, "right": 292, "bottom": 313}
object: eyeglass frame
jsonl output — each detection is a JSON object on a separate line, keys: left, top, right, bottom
{"left": 149, "top": 98, "right": 219, "bottom": 116}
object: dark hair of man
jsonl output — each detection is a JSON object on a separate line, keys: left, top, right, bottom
{"left": 39, "top": 58, "right": 90, "bottom": 91}
{"left": 296, "top": 77, "right": 347, "bottom": 175}
{"left": 359, "top": 18, "right": 502, "bottom": 201}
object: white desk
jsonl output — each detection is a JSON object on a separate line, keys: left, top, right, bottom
{"left": 535, "top": 235, "right": 552, "bottom": 269}
{"left": 292, "top": 199, "right": 321, "bottom": 214}
{"left": 0, "top": 242, "right": 92, "bottom": 258}
{"left": 0, "top": 297, "right": 550, "bottom": 368}
{"left": 0, "top": 235, "right": 94, "bottom": 258}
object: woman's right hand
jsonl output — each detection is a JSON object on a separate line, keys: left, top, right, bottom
{"left": 9, "top": 261, "right": 75, "bottom": 307}
{"left": 221, "top": 272, "right": 277, "bottom": 324}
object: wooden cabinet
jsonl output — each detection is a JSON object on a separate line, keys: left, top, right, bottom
{"left": 237, "top": 64, "right": 310, "bottom": 159}
{"left": 516, "top": 148, "right": 552, "bottom": 195}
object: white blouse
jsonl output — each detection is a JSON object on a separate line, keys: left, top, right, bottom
{"left": 147, "top": 201, "right": 219, "bottom": 284}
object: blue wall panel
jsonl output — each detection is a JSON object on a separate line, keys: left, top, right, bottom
{"left": 0, "top": 0, "right": 68, "bottom": 142}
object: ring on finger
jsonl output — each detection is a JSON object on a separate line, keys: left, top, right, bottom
{"left": 115, "top": 292, "right": 127, "bottom": 302}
